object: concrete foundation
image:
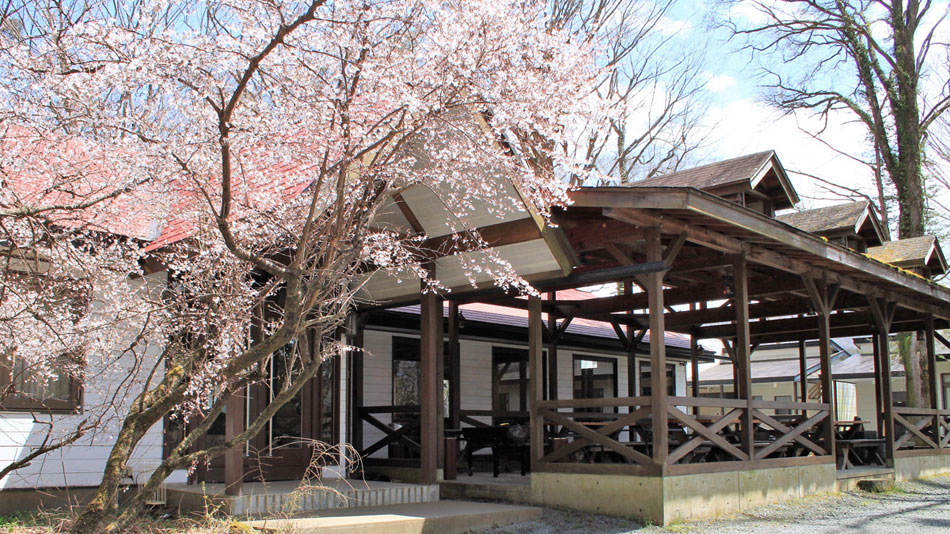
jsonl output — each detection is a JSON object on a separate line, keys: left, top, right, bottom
{"left": 530, "top": 462, "right": 837, "bottom": 525}
{"left": 893, "top": 451, "right": 950, "bottom": 481}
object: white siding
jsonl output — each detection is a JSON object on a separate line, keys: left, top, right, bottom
{"left": 0, "top": 272, "right": 167, "bottom": 489}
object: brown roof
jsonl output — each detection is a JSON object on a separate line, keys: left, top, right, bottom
{"left": 634, "top": 151, "right": 776, "bottom": 190}
{"left": 867, "top": 236, "right": 947, "bottom": 274}
{"left": 777, "top": 201, "right": 871, "bottom": 235}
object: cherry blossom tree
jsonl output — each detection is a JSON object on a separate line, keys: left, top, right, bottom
{"left": 0, "top": 0, "right": 604, "bottom": 530}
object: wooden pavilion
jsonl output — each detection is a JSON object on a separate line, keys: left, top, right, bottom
{"left": 220, "top": 151, "right": 950, "bottom": 523}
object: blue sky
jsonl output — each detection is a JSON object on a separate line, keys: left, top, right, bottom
{"left": 655, "top": 0, "right": 950, "bottom": 220}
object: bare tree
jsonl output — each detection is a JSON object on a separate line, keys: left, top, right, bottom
{"left": 720, "top": 0, "right": 950, "bottom": 408}
{"left": 552, "top": 0, "right": 711, "bottom": 185}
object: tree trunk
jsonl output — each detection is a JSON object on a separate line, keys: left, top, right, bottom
{"left": 70, "top": 414, "right": 149, "bottom": 533}
{"left": 898, "top": 332, "right": 922, "bottom": 408}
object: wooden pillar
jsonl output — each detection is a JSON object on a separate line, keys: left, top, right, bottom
{"left": 350, "top": 314, "right": 365, "bottom": 460}
{"left": 872, "top": 334, "right": 884, "bottom": 433}
{"left": 815, "top": 297, "right": 836, "bottom": 457}
{"left": 803, "top": 277, "right": 838, "bottom": 461}
{"left": 869, "top": 298, "right": 896, "bottom": 465}
{"left": 224, "top": 389, "right": 245, "bottom": 496}
{"left": 436, "top": 297, "right": 445, "bottom": 470}
{"left": 645, "top": 228, "right": 668, "bottom": 465}
{"left": 733, "top": 255, "right": 754, "bottom": 459}
{"left": 798, "top": 338, "right": 808, "bottom": 413}
{"left": 448, "top": 301, "right": 461, "bottom": 431}
{"left": 925, "top": 314, "right": 939, "bottom": 444}
{"left": 528, "top": 294, "right": 544, "bottom": 472}
{"left": 626, "top": 281, "right": 637, "bottom": 398}
{"left": 419, "top": 278, "right": 440, "bottom": 484}
{"left": 690, "top": 334, "right": 700, "bottom": 416}
{"left": 547, "top": 291, "right": 559, "bottom": 401}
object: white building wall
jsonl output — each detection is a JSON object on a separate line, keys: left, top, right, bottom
{"left": 0, "top": 272, "right": 168, "bottom": 490}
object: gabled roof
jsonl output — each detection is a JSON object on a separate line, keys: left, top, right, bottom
{"left": 632, "top": 151, "right": 799, "bottom": 210}
{"left": 868, "top": 236, "right": 948, "bottom": 275}
{"left": 776, "top": 201, "right": 886, "bottom": 247}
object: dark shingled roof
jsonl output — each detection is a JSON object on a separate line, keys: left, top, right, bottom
{"left": 634, "top": 151, "right": 775, "bottom": 190}
{"left": 867, "top": 235, "right": 947, "bottom": 274}
{"left": 776, "top": 201, "right": 871, "bottom": 235}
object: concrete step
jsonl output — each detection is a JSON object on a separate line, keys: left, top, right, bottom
{"left": 242, "top": 500, "right": 542, "bottom": 534}
{"left": 167, "top": 480, "right": 439, "bottom": 517}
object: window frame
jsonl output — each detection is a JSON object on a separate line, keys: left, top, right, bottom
{"left": 0, "top": 354, "right": 82, "bottom": 413}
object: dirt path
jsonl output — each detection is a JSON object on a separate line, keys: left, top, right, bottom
{"left": 478, "top": 475, "right": 950, "bottom": 533}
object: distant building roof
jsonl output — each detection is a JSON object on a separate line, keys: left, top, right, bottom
{"left": 699, "top": 353, "right": 905, "bottom": 385}
{"left": 777, "top": 201, "right": 886, "bottom": 247}
{"left": 632, "top": 151, "right": 799, "bottom": 210}
{"left": 867, "top": 235, "right": 948, "bottom": 276}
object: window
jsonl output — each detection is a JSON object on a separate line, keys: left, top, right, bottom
{"left": 775, "top": 395, "right": 793, "bottom": 415}
{"left": 0, "top": 354, "right": 81, "bottom": 412}
{"left": 392, "top": 336, "right": 450, "bottom": 418}
{"left": 942, "top": 373, "right": 950, "bottom": 411}
{"left": 573, "top": 355, "right": 617, "bottom": 413}
{"left": 492, "top": 347, "right": 529, "bottom": 416}
{"left": 639, "top": 361, "right": 675, "bottom": 397}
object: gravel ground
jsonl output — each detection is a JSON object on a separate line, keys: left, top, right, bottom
{"left": 478, "top": 474, "right": 950, "bottom": 534}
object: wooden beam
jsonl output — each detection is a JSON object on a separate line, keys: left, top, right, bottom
{"left": 393, "top": 192, "right": 425, "bottom": 234}
{"left": 414, "top": 218, "right": 542, "bottom": 259}
{"left": 603, "top": 204, "right": 950, "bottom": 319}
{"left": 528, "top": 295, "right": 544, "bottom": 472}
{"left": 694, "top": 309, "right": 927, "bottom": 339}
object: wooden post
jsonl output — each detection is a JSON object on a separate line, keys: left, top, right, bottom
{"left": 925, "top": 314, "right": 939, "bottom": 445}
{"left": 816, "top": 298, "right": 836, "bottom": 458}
{"left": 448, "top": 301, "right": 461, "bottom": 431}
{"left": 419, "top": 278, "right": 439, "bottom": 484}
{"left": 547, "top": 291, "right": 559, "bottom": 401}
{"left": 872, "top": 334, "right": 884, "bottom": 433}
{"left": 528, "top": 294, "right": 544, "bottom": 472}
{"left": 733, "top": 255, "right": 754, "bottom": 460}
{"left": 869, "top": 298, "right": 896, "bottom": 465}
{"left": 436, "top": 296, "right": 445, "bottom": 470}
{"left": 350, "top": 314, "right": 365, "bottom": 460}
{"left": 625, "top": 281, "right": 637, "bottom": 398}
{"left": 798, "top": 338, "right": 808, "bottom": 414}
{"left": 803, "top": 277, "right": 838, "bottom": 462}
{"left": 645, "top": 228, "right": 668, "bottom": 466}
{"left": 690, "top": 334, "right": 700, "bottom": 416}
{"left": 224, "top": 389, "right": 245, "bottom": 496}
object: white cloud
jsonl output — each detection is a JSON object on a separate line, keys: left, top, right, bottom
{"left": 702, "top": 98, "right": 875, "bottom": 209}
{"left": 656, "top": 16, "right": 694, "bottom": 36}
{"left": 705, "top": 73, "right": 737, "bottom": 93}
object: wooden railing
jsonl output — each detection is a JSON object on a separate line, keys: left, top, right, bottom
{"left": 893, "top": 406, "right": 950, "bottom": 452}
{"left": 357, "top": 405, "right": 421, "bottom": 464}
{"left": 532, "top": 396, "right": 833, "bottom": 475}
